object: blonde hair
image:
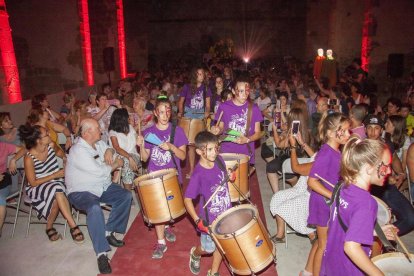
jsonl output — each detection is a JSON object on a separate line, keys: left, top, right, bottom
{"left": 317, "top": 112, "right": 349, "bottom": 145}
{"left": 341, "top": 137, "right": 388, "bottom": 185}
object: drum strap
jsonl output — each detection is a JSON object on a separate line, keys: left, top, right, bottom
{"left": 203, "top": 84, "right": 207, "bottom": 113}
{"left": 169, "top": 123, "right": 181, "bottom": 184}
{"left": 245, "top": 101, "right": 253, "bottom": 158}
{"left": 333, "top": 184, "right": 349, "bottom": 233}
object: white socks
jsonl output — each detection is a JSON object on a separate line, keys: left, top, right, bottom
{"left": 158, "top": 239, "right": 166, "bottom": 245}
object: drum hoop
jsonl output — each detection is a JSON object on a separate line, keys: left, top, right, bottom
{"left": 372, "top": 252, "right": 414, "bottom": 262}
{"left": 134, "top": 169, "right": 178, "bottom": 185}
{"left": 372, "top": 195, "right": 391, "bottom": 220}
{"left": 211, "top": 204, "right": 258, "bottom": 236}
{"left": 219, "top": 153, "right": 249, "bottom": 163}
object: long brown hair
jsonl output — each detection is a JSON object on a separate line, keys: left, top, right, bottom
{"left": 190, "top": 67, "right": 207, "bottom": 95}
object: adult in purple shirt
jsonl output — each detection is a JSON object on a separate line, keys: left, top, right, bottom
{"left": 211, "top": 77, "right": 263, "bottom": 165}
{"left": 178, "top": 67, "right": 212, "bottom": 178}
{"left": 321, "top": 138, "right": 396, "bottom": 276}
{"left": 305, "top": 112, "right": 351, "bottom": 276}
{"left": 137, "top": 96, "right": 188, "bottom": 259}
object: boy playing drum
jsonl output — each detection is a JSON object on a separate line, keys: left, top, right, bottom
{"left": 184, "top": 131, "right": 232, "bottom": 276}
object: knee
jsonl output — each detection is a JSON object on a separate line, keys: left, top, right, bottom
{"left": 87, "top": 203, "right": 103, "bottom": 216}
{"left": 122, "top": 190, "right": 133, "bottom": 202}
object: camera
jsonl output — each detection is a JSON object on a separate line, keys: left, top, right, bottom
{"left": 292, "top": 120, "right": 300, "bottom": 136}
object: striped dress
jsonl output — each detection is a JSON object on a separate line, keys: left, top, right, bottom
{"left": 26, "top": 145, "right": 65, "bottom": 219}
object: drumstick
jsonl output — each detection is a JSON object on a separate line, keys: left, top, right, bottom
{"left": 215, "top": 111, "right": 224, "bottom": 127}
{"left": 137, "top": 117, "right": 141, "bottom": 137}
{"left": 314, "top": 173, "right": 335, "bottom": 188}
{"left": 392, "top": 229, "right": 412, "bottom": 262}
{"left": 203, "top": 163, "right": 238, "bottom": 209}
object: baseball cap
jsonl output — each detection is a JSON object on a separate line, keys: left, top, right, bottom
{"left": 364, "top": 114, "right": 384, "bottom": 128}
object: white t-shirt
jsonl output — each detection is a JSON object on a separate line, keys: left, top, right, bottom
{"left": 109, "top": 125, "right": 138, "bottom": 155}
{"left": 255, "top": 96, "right": 272, "bottom": 111}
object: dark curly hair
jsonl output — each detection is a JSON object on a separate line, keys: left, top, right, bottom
{"left": 18, "top": 124, "right": 43, "bottom": 150}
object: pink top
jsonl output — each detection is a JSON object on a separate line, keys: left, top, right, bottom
{"left": 0, "top": 142, "right": 16, "bottom": 173}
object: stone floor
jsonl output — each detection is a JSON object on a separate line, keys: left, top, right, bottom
{"left": 0, "top": 147, "right": 413, "bottom": 276}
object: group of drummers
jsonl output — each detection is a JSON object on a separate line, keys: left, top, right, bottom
{"left": 134, "top": 69, "right": 268, "bottom": 276}
{"left": 135, "top": 66, "right": 414, "bottom": 276}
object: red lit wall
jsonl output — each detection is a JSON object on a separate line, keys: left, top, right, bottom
{"left": 116, "top": 0, "right": 127, "bottom": 79}
{"left": 78, "top": 0, "right": 94, "bottom": 85}
{"left": 0, "top": 0, "right": 21, "bottom": 103}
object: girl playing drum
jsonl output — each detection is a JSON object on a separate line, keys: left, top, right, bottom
{"left": 137, "top": 96, "right": 189, "bottom": 259}
{"left": 321, "top": 138, "right": 397, "bottom": 275}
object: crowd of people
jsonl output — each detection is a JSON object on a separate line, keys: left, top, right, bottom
{"left": 0, "top": 55, "right": 413, "bottom": 275}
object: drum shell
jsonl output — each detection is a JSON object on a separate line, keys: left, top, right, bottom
{"left": 372, "top": 252, "right": 414, "bottom": 275}
{"left": 178, "top": 118, "right": 205, "bottom": 144}
{"left": 211, "top": 204, "right": 275, "bottom": 275}
{"left": 220, "top": 153, "right": 250, "bottom": 202}
{"left": 134, "top": 169, "right": 186, "bottom": 224}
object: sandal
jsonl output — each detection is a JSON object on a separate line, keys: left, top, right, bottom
{"left": 270, "top": 235, "right": 285, "bottom": 244}
{"left": 70, "top": 225, "right": 85, "bottom": 244}
{"left": 46, "top": 227, "right": 62, "bottom": 242}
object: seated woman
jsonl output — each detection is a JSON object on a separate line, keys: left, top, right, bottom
{"left": 18, "top": 124, "right": 84, "bottom": 243}
{"left": 270, "top": 131, "right": 317, "bottom": 242}
{"left": 270, "top": 131, "right": 317, "bottom": 275}
{"left": 27, "top": 107, "right": 72, "bottom": 151}
{"left": 0, "top": 112, "right": 21, "bottom": 145}
{"left": 266, "top": 108, "right": 311, "bottom": 193}
{"left": 69, "top": 100, "right": 91, "bottom": 135}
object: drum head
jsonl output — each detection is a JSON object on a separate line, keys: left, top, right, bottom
{"left": 135, "top": 169, "right": 177, "bottom": 184}
{"left": 214, "top": 208, "right": 254, "bottom": 235}
{"left": 372, "top": 252, "right": 414, "bottom": 275}
{"left": 374, "top": 196, "right": 390, "bottom": 226}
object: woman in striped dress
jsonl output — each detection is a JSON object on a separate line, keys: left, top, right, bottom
{"left": 19, "top": 125, "right": 84, "bottom": 243}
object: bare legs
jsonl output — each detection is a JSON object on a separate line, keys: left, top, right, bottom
{"left": 193, "top": 246, "right": 222, "bottom": 274}
{"left": 274, "top": 215, "right": 285, "bottom": 238}
{"left": 0, "top": 206, "right": 5, "bottom": 236}
{"left": 267, "top": 172, "right": 279, "bottom": 193}
{"left": 313, "top": 226, "right": 328, "bottom": 276}
{"left": 155, "top": 224, "right": 165, "bottom": 241}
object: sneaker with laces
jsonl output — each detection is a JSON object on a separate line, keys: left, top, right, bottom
{"left": 152, "top": 243, "right": 167, "bottom": 259}
{"left": 189, "top": 246, "right": 201, "bottom": 274}
{"left": 97, "top": 254, "right": 112, "bottom": 274}
{"left": 164, "top": 227, "right": 176, "bottom": 243}
{"left": 207, "top": 270, "right": 220, "bottom": 276}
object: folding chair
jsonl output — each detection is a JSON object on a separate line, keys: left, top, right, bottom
{"left": 406, "top": 167, "right": 413, "bottom": 205}
{"left": 281, "top": 157, "right": 311, "bottom": 248}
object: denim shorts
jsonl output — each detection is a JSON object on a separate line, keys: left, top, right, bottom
{"left": 0, "top": 185, "right": 11, "bottom": 206}
{"left": 200, "top": 233, "right": 216, "bottom": 254}
{"left": 184, "top": 107, "right": 204, "bottom": 119}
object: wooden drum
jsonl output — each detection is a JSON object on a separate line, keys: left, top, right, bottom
{"left": 220, "top": 153, "right": 250, "bottom": 202}
{"left": 134, "top": 169, "right": 186, "bottom": 224}
{"left": 178, "top": 117, "right": 205, "bottom": 144}
{"left": 211, "top": 204, "right": 276, "bottom": 275}
{"left": 372, "top": 252, "right": 414, "bottom": 275}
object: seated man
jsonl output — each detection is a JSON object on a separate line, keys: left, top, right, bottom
{"left": 65, "top": 118, "right": 132, "bottom": 274}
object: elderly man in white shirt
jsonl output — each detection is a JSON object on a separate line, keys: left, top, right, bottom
{"left": 66, "top": 118, "right": 132, "bottom": 274}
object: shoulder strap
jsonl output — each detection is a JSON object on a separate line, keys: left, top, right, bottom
{"left": 214, "top": 157, "right": 226, "bottom": 174}
{"left": 203, "top": 84, "right": 207, "bottom": 112}
{"left": 334, "top": 185, "right": 349, "bottom": 232}
{"left": 169, "top": 123, "right": 180, "bottom": 179}
{"left": 245, "top": 101, "right": 253, "bottom": 157}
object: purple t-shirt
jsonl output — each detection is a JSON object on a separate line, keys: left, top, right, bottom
{"left": 184, "top": 156, "right": 231, "bottom": 224}
{"left": 321, "top": 184, "right": 377, "bottom": 276}
{"left": 308, "top": 143, "right": 341, "bottom": 226}
{"left": 180, "top": 84, "right": 212, "bottom": 109}
{"left": 143, "top": 123, "right": 188, "bottom": 183}
{"left": 215, "top": 100, "right": 263, "bottom": 164}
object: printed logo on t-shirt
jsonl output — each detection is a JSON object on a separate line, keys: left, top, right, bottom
{"left": 190, "top": 90, "right": 204, "bottom": 109}
{"left": 229, "top": 108, "right": 247, "bottom": 133}
{"left": 150, "top": 134, "right": 172, "bottom": 166}
{"left": 209, "top": 171, "right": 231, "bottom": 218}
{"left": 332, "top": 196, "right": 349, "bottom": 221}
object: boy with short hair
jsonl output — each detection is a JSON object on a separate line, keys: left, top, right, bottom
{"left": 184, "top": 131, "right": 232, "bottom": 276}
{"left": 400, "top": 103, "right": 414, "bottom": 136}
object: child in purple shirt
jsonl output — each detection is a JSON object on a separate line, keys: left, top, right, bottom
{"left": 178, "top": 67, "right": 212, "bottom": 179}
{"left": 184, "top": 131, "right": 232, "bottom": 276}
{"left": 137, "top": 96, "right": 188, "bottom": 259}
{"left": 321, "top": 138, "right": 396, "bottom": 276}
{"left": 304, "top": 112, "right": 351, "bottom": 276}
{"left": 211, "top": 77, "right": 263, "bottom": 165}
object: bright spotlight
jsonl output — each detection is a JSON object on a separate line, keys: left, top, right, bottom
{"left": 243, "top": 57, "right": 250, "bottom": 63}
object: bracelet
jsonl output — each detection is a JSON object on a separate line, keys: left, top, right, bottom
{"left": 195, "top": 218, "right": 200, "bottom": 224}
{"left": 246, "top": 138, "right": 251, "bottom": 143}
{"left": 290, "top": 145, "right": 297, "bottom": 150}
